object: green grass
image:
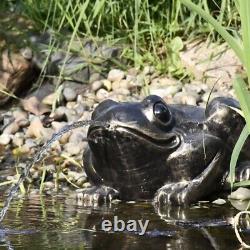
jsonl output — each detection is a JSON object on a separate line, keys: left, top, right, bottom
{"left": 5, "top": 0, "right": 239, "bottom": 77}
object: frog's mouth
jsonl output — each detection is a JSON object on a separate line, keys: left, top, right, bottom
{"left": 88, "top": 123, "right": 181, "bottom": 151}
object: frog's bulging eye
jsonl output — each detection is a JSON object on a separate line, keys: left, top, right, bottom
{"left": 153, "top": 102, "right": 172, "bottom": 125}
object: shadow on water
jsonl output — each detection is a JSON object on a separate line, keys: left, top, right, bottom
{"left": 0, "top": 193, "right": 249, "bottom": 250}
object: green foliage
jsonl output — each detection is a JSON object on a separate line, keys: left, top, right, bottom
{"left": 9, "top": 0, "right": 239, "bottom": 76}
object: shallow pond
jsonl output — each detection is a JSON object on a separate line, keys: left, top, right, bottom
{"left": 0, "top": 191, "right": 250, "bottom": 250}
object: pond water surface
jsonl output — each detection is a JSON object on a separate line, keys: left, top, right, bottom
{"left": 0, "top": 191, "right": 249, "bottom": 250}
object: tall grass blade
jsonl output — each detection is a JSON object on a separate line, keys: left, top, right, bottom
{"left": 229, "top": 125, "right": 249, "bottom": 188}
{"left": 239, "top": 1, "right": 250, "bottom": 84}
{"left": 233, "top": 76, "right": 250, "bottom": 132}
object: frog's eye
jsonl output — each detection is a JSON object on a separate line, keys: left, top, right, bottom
{"left": 153, "top": 102, "right": 172, "bottom": 125}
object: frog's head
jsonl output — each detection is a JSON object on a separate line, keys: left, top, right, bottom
{"left": 86, "top": 95, "right": 244, "bottom": 200}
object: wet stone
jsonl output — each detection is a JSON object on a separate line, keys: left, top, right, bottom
{"left": 228, "top": 187, "right": 250, "bottom": 200}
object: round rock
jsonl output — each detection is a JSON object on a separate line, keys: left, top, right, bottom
{"left": 63, "top": 87, "right": 77, "bottom": 102}
{"left": 108, "top": 69, "right": 125, "bottom": 82}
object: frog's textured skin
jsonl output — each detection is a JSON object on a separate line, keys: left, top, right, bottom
{"left": 82, "top": 95, "right": 249, "bottom": 205}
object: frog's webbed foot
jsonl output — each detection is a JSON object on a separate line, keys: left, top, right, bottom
{"left": 223, "top": 161, "right": 250, "bottom": 190}
{"left": 76, "top": 186, "right": 119, "bottom": 205}
{"left": 154, "top": 151, "right": 225, "bottom": 206}
{"left": 154, "top": 182, "right": 190, "bottom": 206}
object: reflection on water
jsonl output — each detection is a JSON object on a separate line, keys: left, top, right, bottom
{"left": 0, "top": 193, "right": 249, "bottom": 250}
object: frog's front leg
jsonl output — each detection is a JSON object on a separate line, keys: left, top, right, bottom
{"left": 76, "top": 185, "right": 119, "bottom": 205}
{"left": 154, "top": 150, "right": 226, "bottom": 206}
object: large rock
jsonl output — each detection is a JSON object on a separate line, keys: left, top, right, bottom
{"left": 0, "top": 50, "right": 38, "bottom": 105}
{"left": 0, "top": 12, "right": 39, "bottom": 106}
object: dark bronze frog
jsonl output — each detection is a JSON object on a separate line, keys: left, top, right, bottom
{"left": 83, "top": 95, "right": 250, "bottom": 205}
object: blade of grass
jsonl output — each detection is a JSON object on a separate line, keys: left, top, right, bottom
{"left": 239, "top": 1, "right": 250, "bottom": 84}
{"left": 233, "top": 76, "right": 250, "bottom": 132}
{"left": 229, "top": 124, "right": 249, "bottom": 188}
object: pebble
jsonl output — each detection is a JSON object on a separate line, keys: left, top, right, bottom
{"left": 173, "top": 92, "right": 198, "bottom": 105}
{"left": 3, "top": 121, "right": 19, "bottom": 135}
{"left": 42, "top": 93, "right": 57, "bottom": 106}
{"left": 108, "top": 69, "right": 125, "bottom": 82}
{"left": 69, "top": 129, "right": 87, "bottom": 144}
{"left": 112, "top": 80, "right": 129, "bottom": 90}
{"left": 149, "top": 85, "right": 182, "bottom": 98}
{"left": 96, "top": 88, "right": 109, "bottom": 102}
{"left": 89, "top": 73, "right": 102, "bottom": 84}
{"left": 212, "top": 198, "right": 226, "bottom": 205}
{"left": 64, "top": 142, "right": 84, "bottom": 156}
{"left": 43, "top": 181, "right": 55, "bottom": 189}
{"left": 12, "top": 134, "right": 24, "bottom": 147}
{"left": 63, "top": 87, "right": 77, "bottom": 102}
{"left": 113, "top": 88, "right": 130, "bottom": 96}
{"left": 143, "top": 65, "right": 155, "bottom": 75}
{"left": 201, "top": 91, "right": 223, "bottom": 103}
{"left": 52, "top": 106, "right": 67, "bottom": 121}
{"left": 26, "top": 117, "right": 44, "bottom": 138}
{"left": 91, "top": 80, "right": 103, "bottom": 92}
{"left": 102, "top": 79, "right": 112, "bottom": 91}
{"left": 0, "top": 134, "right": 11, "bottom": 145}
{"left": 228, "top": 187, "right": 250, "bottom": 200}
{"left": 13, "top": 110, "right": 28, "bottom": 122}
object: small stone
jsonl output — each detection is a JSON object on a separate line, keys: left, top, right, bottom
{"left": 158, "top": 77, "right": 178, "bottom": 86}
{"left": 52, "top": 106, "right": 67, "bottom": 121}
{"left": 173, "top": 92, "right": 198, "bottom": 105}
{"left": 113, "top": 88, "right": 130, "bottom": 96}
{"left": 64, "top": 142, "right": 84, "bottom": 156}
{"left": 43, "top": 181, "right": 55, "bottom": 189}
{"left": 108, "top": 69, "right": 125, "bottom": 82}
{"left": 26, "top": 117, "right": 44, "bottom": 138}
{"left": 89, "top": 73, "right": 102, "bottom": 84}
{"left": 26, "top": 117, "right": 52, "bottom": 141}
{"left": 102, "top": 80, "right": 112, "bottom": 91}
{"left": 3, "top": 122, "right": 19, "bottom": 135}
{"left": 96, "top": 88, "right": 109, "bottom": 102}
{"left": 112, "top": 80, "right": 129, "bottom": 90}
{"left": 149, "top": 85, "right": 182, "bottom": 98}
{"left": 13, "top": 110, "right": 28, "bottom": 122}
{"left": 201, "top": 92, "right": 222, "bottom": 103}
{"left": 228, "top": 187, "right": 250, "bottom": 200}
{"left": 25, "top": 138, "right": 37, "bottom": 148}
{"left": 42, "top": 93, "right": 56, "bottom": 106}
{"left": 143, "top": 65, "right": 155, "bottom": 75}
{"left": 66, "top": 101, "right": 76, "bottom": 109}
{"left": 69, "top": 129, "right": 87, "bottom": 144}
{"left": 76, "top": 176, "right": 87, "bottom": 186}
{"left": 212, "top": 198, "right": 226, "bottom": 205}
{"left": 75, "top": 103, "right": 86, "bottom": 115}
{"left": 0, "top": 134, "right": 11, "bottom": 145}
{"left": 91, "top": 80, "right": 103, "bottom": 92}
{"left": 20, "top": 47, "right": 33, "bottom": 60}
{"left": 82, "top": 182, "right": 91, "bottom": 188}
{"left": 12, "top": 135, "right": 24, "bottom": 147}
{"left": 22, "top": 96, "right": 51, "bottom": 115}
{"left": 63, "top": 87, "right": 77, "bottom": 102}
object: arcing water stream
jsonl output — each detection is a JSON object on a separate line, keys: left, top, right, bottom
{"left": 0, "top": 120, "right": 108, "bottom": 224}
